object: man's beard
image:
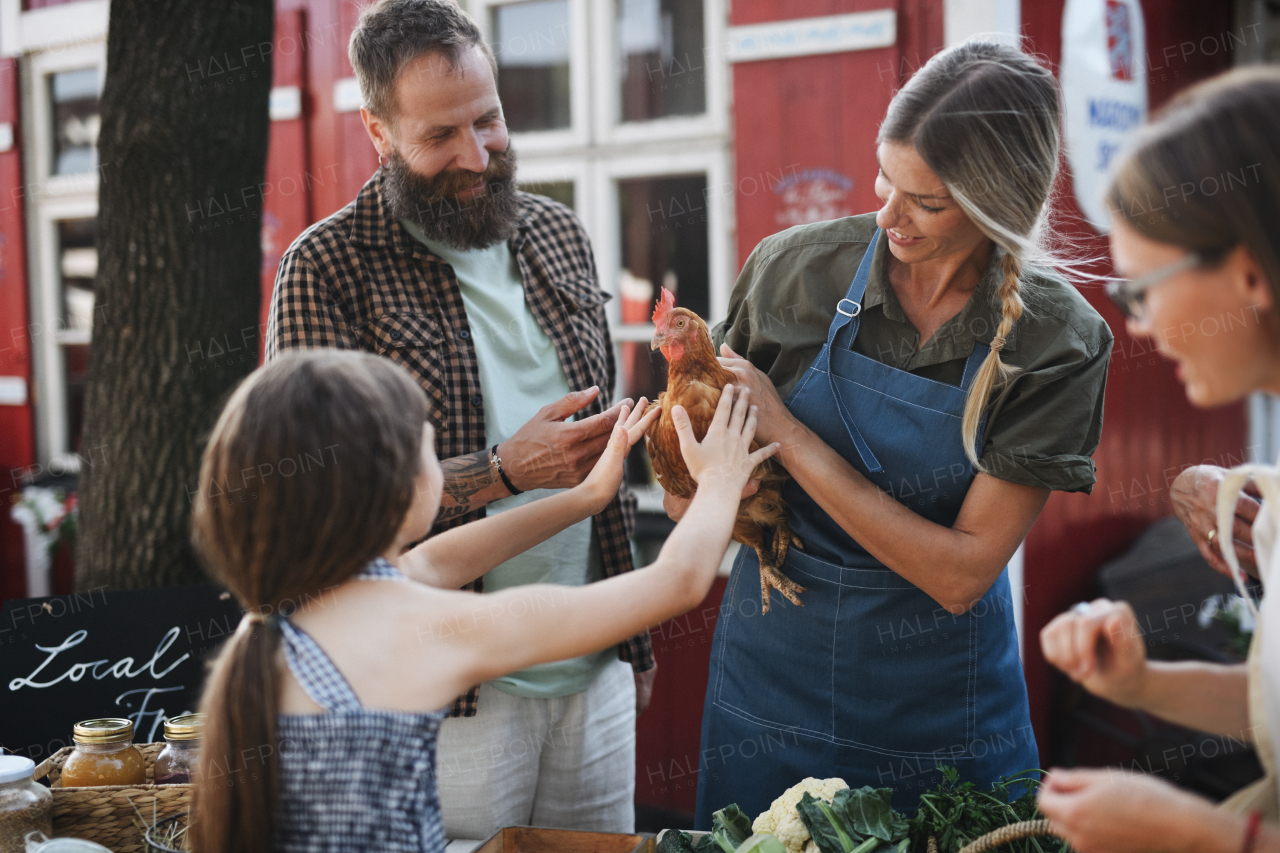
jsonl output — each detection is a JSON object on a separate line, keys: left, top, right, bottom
{"left": 382, "top": 144, "right": 521, "bottom": 251}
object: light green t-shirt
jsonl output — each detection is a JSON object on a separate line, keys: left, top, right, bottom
{"left": 402, "top": 221, "right": 611, "bottom": 699}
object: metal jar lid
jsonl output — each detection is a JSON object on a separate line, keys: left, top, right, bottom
{"left": 162, "top": 713, "right": 204, "bottom": 741}
{"left": 72, "top": 718, "right": 135, "bottom": 745}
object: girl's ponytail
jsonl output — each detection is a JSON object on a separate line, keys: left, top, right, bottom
{"left": 192, "top": 618, "right": 281, "bottom": 853}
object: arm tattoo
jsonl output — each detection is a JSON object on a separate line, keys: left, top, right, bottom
{"left": 436, "top": 449, "right": 499, "bottom": 520}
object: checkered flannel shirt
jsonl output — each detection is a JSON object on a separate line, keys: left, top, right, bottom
{"left": 265, "top": 170, "right": 652, "bottom": 717}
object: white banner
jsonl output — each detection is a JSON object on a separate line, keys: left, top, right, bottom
{"left": 1060, "top": 0, "right": 1148, "bottom": 232}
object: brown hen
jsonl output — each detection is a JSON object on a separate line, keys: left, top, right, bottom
{"left": 643, "top": 287, "right": 805, "bottom": 613}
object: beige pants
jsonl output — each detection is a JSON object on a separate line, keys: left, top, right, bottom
{"left": 436, "top": 658, "right": 637, "bottom": 841}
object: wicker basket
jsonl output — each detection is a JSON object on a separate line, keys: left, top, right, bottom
{"left": 927, "top": 819, "right": 1060, "bottom": 853}
{"left": 32, "top": 743, "right": 191, "bottom": 853}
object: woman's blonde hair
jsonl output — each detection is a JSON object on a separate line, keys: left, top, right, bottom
{"left": 878, "top": 40, "right": 1062, "bottom": 468}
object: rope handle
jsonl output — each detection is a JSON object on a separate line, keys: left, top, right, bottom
{"left": 927, "top": 819, "right": 1059, "bottom": 853}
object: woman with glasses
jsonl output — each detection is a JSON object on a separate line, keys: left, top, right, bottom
{"left": 1038, "top": 67, "right": 1280, "bottom": 852}
{"left": 667, "top": 40, "right": 1113, "bottom": 826}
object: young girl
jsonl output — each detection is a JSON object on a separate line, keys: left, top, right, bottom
{"left": 189, "top": 349, "right": 775, "bottom": 853}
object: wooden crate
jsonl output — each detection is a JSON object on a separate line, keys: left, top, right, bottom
{"left": 473, "top": 826, "right": 655, "bottom": 853}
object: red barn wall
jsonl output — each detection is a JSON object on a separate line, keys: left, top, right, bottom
{"left": 1018, "top": 0, "right": 1244, "bottom": 763}
{"left": 0, "top": 54, "right": 33, "bottom": 603}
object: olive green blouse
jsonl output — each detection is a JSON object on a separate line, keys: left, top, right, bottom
{"left": 711, "top": 213, "right": 1113, "bottom": 494}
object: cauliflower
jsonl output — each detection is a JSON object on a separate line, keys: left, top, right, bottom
{"left": 772, "top": 814, "right": 812, "bottom": 853}
{"left": 752, "top": 777, "right": 849, "bottom": 853}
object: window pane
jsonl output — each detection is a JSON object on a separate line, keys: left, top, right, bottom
{"left": 493, "top": 0, "right": 571, "bottom": 132}
{"left": 58, "top": 218, "right": 97, "bottom": 333}
{"left": 49, "top": 68, "right": 100, "bottom": 175}
{"left": 617, "top": 173, "right": 708, "bottom": 487}
{"left": 57, "top": 217, "right": 96, "bottom": 455}
{"left": 63, "top": 343, "right": 89, "bottom": 454}
{"left": 617, "top": 0, "right": 705, "bottom": 123}
{"left": 520, "top": 179, "right": 575, "bottom": 210}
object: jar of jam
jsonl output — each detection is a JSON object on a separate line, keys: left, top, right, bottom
{"left": 0, "top": 755, "right": 52, "bottom": 853}
{"left": 153, "top": 714, "right": 203, "bottom": 785}
{"left": 60, "top": 719, "right": 147, "bottom": 788}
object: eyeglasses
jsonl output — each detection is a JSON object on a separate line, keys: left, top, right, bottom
{"left": 1105, "top": 253, "right": 1203, "bottom": 321}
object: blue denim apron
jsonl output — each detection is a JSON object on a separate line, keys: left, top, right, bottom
{"left": 694, "top": 231, "right": 1036, "bottom": 827}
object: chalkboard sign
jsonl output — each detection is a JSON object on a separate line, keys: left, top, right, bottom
{"left": 0, "top": 585, "right": 244, "bottom": 761}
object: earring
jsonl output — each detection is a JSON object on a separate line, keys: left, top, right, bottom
{"left": 378, "top": 152, "right": 388, "bottom": 168}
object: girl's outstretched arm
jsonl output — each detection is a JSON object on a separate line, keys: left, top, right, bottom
{"left": 422, "top": 387, "right": 779, "bottom": 685}
{"left": 400, "top": 401, "right": 659, "bottom": 589}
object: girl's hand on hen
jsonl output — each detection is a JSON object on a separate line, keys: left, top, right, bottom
{"left": 672, "top": 384, "right": 779, "bottom": 495}
{"left": 580, "top": 399, "right": 659, "bottom": 513}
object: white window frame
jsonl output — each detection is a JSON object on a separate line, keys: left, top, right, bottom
{"left": 473, "top": 0, "right": 592, "bottom": 153}
{"left": 516, "top": 156, "right": 595, "bottom": 231}
{"left": 20, "top": 31, "right": 106, "bottom": 469}
{"left": 472, "top": 0, "right": 732, "bottom": 518}
{"left": 590, "top": 0, "right": 728, "bottom": 147}
{"left": 591, "top": 147, "right": 732, "bottom": 342}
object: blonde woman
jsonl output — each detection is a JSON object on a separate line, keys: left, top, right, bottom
{"left": 1038, "top": 67, "right": 1280, "bottom": 853}
{"left": 670, "top": 41, "right": 1112, "bottom": 826}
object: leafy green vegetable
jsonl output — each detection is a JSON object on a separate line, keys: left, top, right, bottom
{"left": 905, "top": 767, "right": 1066, "bottom": 853}
{"left": 657, "top": 830, "right": 714, "bottom": 853}
{"left": 709, "top": 804, "right": 754, "bottom": 853}
{"left": 834, "top": 787, "right": 910, "bottom": 842}
{"left": 733, "top": 833, "right": 788, "bottom": 853}
{"left": 797, "top": 792, "right": 860, "bottom": 853}
{"left": 797, "top": 787, "right": 912, "bottom": 853}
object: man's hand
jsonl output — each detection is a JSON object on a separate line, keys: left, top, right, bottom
{"left": 634, "top": 664, "right": 657, "bottom": 714}
{"left": 1170, "top": 465, "right": 1259, "bottom": 578}
{"left": 499, "top": 387, "right": 633, "bottom": 492}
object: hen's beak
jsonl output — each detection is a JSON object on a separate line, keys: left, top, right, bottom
{"left": 650, "top": 331, "right": 664, "bottom": 352}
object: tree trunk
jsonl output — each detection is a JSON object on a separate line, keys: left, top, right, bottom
{"left": 77, "top": 0, "right": 273, "bottom": 590}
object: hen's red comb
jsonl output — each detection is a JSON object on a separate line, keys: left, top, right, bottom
{"left": 652, "top": 286, "right": 676, "bottom": 331}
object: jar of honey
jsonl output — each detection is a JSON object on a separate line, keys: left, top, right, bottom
{"left": 60, "top": 719, "right": 147, "bottom": 788}
{"left": 153, "top": 714, "right": 203, "bottom": 785}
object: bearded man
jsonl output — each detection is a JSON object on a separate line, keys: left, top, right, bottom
{"left": 265, "top": 0, "right": 653, "bottom": 838}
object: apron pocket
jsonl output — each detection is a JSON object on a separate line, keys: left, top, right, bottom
{"left": 711, "top": 548, "right": 841, "bottom": 741}
{"left": 832, "top": 574, "right": 976, "bottom": 761}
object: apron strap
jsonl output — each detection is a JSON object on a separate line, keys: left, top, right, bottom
{"left": 824, "top": 231, "right": 883, "bottom": 473}
{"left": 960, "top": 341, "right": 991, "bottom": 390}
{"left": 959, "top": 342, "right": 996, "bottom": 462}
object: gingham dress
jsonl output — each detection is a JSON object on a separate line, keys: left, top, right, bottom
{"left": 275, "top": 558, "right": 448, "bottom": 852}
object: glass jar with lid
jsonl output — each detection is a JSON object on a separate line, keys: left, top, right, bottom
{"left": 0, "top": 754, "right": 52, "bottom": 853}
{"left": 153, "top": 714, "right": 203, "bottom": 785}
{"left": 60, "top": 719, "right": 147, "bottom": 788}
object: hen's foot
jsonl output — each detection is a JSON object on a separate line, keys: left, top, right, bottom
{"left": 758, "top": 561, "right": 805, "bottom": 614}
